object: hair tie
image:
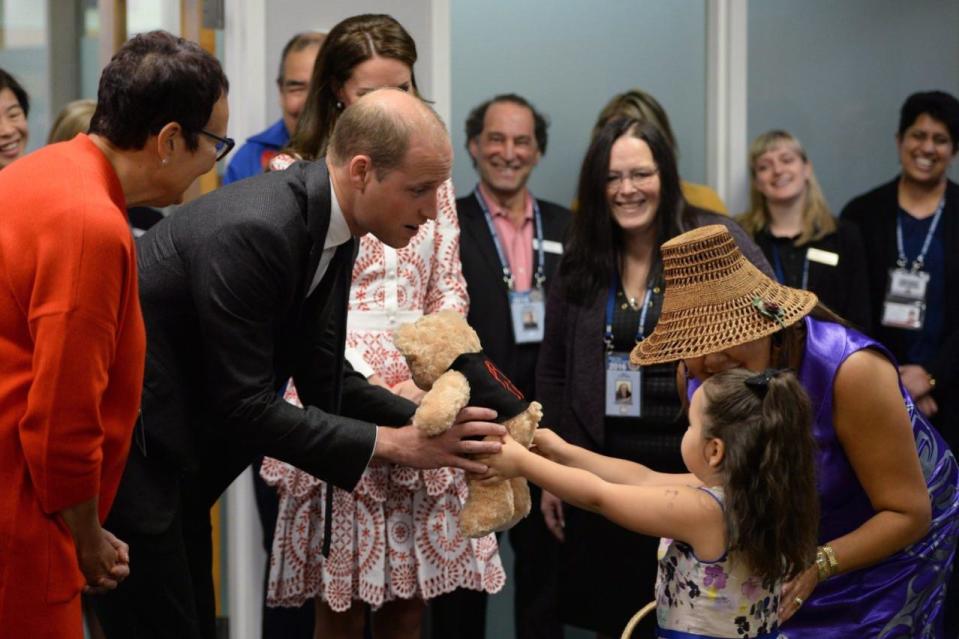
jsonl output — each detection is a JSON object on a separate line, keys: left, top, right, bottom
{"left": 744, "top": 368, "right": 787, "bottom": 398}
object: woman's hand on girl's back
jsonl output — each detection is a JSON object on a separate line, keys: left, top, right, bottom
{"left": 779, "top": 565, "right": 818, "bottom": 623}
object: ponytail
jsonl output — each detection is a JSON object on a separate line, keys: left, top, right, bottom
{"left": 701, "top": 368, "right": 819, "bottom": 584}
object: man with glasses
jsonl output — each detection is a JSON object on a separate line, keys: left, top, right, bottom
{"left": 224, "top": 31, "right": 324, "bottom": 184}
{"left": 431, "top": 94, "right": 570, "bottom": 639}
{"left": 0, "top": 31, "right": 228, "bottom": 638}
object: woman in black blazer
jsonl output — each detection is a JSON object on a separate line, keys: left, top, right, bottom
{"left": 738, "top": 129, "right": 871, "bottom": 332}
{"left": 535, "top": 117, "right": 772, "bottom": 637}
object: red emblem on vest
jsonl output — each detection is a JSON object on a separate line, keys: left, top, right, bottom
{"left": 484, "top": 359, "right": 524, "bottom": 400}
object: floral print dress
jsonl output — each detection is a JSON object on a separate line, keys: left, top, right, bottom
{"left": 655, "top": 487, "right": 784, "bottom": 638}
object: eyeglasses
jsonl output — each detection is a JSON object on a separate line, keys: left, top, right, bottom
{"left": 200, "top": 129, "right": 236, "bottom": 161}
{"left": 606, "top": 167, "right": 659, "bottom": 192}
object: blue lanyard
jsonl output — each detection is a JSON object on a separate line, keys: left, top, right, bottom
{"left": 896, "top": 197, "right": 945, "bottom": 271}
{"left": 605, "top": 270, "right": 653, "bottom": 351}
{"left": 474, "top": 187, "right": 545, "bottom": 291}
{"left": 770, "top": 242, "right": 809, "bottom": 290}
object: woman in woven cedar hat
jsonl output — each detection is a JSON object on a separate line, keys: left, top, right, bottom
{"left": 535, "top": 116, "right": 774, "bottom": 637}
{"left": 632, "top": 224, "right": 959, "bottom": 638}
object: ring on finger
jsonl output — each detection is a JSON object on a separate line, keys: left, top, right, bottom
{"left": 793, "top": 596, "right": 805, "bottom": 608}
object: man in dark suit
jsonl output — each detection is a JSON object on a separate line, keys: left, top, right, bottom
{"left": 93, "top": 90, "right": 506, "bottom": 639}
{"left": 431, "top": 94, "right": 570, "bottom": 639}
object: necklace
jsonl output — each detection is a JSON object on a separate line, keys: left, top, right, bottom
{"left": 618, "top": 288, "right": 642, "bottom": 311}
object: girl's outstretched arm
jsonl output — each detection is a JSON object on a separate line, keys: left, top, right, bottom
{"left": 534, "top": 428, "right": 698, "bottom": 487}
{"left": 489, "top": 435, "right": 725, "bottom": 556}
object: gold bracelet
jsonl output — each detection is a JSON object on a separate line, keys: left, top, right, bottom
{"left": 815, "top": 548, "right": 830, "bottom": 581}
{"left": 821, "top": 544, "right": 839, "bottom": 574}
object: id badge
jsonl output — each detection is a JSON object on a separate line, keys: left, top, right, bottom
{"left": 887, "top": 268, "right": 930, "bottom": 301}
{"left": 605, "top": 352, "right": 641, "bottom": 417}
{"left": 882, "top": 299, "right": 925, "bottom": 330}
{"left": 509, "top": 289, "right": 545, "bottom": 344}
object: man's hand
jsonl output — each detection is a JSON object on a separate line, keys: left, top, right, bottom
{"left": 374, "top": 406, "right": 505, "bottom": 474}
{"left": 540, "top": 490, "right": 566, "bottom": 542}
{"left": 59, "top": 498, "right": 130, "bottom": 594}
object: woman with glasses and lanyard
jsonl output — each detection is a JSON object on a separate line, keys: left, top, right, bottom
{"left": 536, "top": 117, "right": 773, "bottom": 638}
{"left": 738, "top": 130, "right": 871, "bottom": 332}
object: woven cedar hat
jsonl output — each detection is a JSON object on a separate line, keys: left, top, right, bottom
{"left": 631, "top": 225, "right": 818, "bottom": 366}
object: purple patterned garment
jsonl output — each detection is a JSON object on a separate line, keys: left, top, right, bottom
{"left": 689, "top": 316, "right": 959, "bottom": 637}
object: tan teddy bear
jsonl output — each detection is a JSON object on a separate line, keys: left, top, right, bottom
{"left": 393, "top": 310, "right": 542, "bottom": 538}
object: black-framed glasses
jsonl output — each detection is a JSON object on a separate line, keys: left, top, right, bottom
{"left": 200, "top": 129, "right": 235, "bottom": 161}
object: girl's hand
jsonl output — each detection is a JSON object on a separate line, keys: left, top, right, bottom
{"left": 779, "top": 564, "right": 819, "bottom": 623}
{"left": 482, "top": 434, "right": 526, "bottom": 479}
{"left": 531, "top": 428, "right": 567, "bottom": 462}
{"left": 391, "top": 379, "right": 426, "bottom": 404}
{"left": 540, "top": 490, "right": 566, "bottom": 542}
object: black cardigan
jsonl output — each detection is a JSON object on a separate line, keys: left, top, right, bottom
{"left": 841, "top": 177, "right": 959, "bottom": 445}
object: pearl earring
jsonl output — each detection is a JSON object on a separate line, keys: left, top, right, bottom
{"left": 336, "top": 100, "right": 344, "bottom": 110}
{"left": 161, "top": 158, "right": 169, "bottom": 166}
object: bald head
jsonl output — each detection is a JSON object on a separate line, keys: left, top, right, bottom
{"left": 327, "top": 88, "right": 449, "bottom": 177}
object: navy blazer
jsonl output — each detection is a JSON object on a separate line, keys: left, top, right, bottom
{"left": 111, "top": 161, "right": 415, "bottom": 534}
{"left": 456, "top": 191, "right": 571, "bottom": 400}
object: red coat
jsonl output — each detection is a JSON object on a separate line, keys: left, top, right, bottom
{"left": 0, "top": 135, "right": 145, "bottom": 637}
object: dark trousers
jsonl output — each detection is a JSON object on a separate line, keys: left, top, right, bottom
{"left": 252, "top": 458, "right": 315, "bottom": 638}
{"left": 429, "top": 486, "right": 563, "bottom": 639}
{"left": 92, "top": 503, "right": 214, "bottom": 639}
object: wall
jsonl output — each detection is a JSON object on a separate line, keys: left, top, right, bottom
{"left": 450, "top": 0, "right": 708, "bottom": 207}
{"left": 748, "top": 0, "right": 959, "bottom": 213}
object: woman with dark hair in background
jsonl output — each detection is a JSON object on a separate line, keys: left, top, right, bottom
{"left": 261, "top": 14, "right": 503, "bottom": 639}
{"left": 536, "top": 117, "right": 771, "bottom": 637}
{"left": 592, "top": 88, "right": 726, "bottom": 214}
{"left": 0, "top": 68, "right": 29, "bottom": 169}
{"left": 841, "top": 90, "right": 959, "bottom": 636}
{"left": 739, "top": 130, "right": 871, "bottom": 331}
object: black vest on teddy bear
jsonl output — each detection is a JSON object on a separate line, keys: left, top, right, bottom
{"left": 448, "top": 352, "right": 529, "bottom": 422}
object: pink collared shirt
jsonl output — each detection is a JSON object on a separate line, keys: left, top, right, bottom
{"left": 478, "top": 183, "right": 535, "bottom": 292}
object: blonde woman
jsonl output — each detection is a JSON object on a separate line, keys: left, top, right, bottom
{"left": 739, "top": 130, "right": 871, "bottom": 331}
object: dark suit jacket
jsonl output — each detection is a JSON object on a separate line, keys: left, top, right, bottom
{"left": 111, "top": 161, "right": 415, "bottom": 533}
{"left": 456, "top": 191, "right": 571, "bottom": 399}
{"left": 537, "top": 208, "right": 774, "bottom": 450}
{"left": 841, "top": 177, "right": 959, "bottom": 445}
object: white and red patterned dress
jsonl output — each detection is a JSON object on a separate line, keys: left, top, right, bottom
{"left": 260, "top": 159, "right": 505, "bottom": 611}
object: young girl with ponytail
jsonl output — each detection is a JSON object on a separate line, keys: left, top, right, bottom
{"left": 485, "top": 367, "right": 818, "bottom": 638}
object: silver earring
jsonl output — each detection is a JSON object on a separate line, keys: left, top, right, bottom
{"left": 336, "top": 101, "right": 344, "bottom": 110}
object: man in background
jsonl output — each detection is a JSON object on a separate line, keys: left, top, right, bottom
{"left": 223, "top": 31, "right": 324, "bottom": 184}
{"left": 431, "top": 93, "right": 570, "bottom": 639}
